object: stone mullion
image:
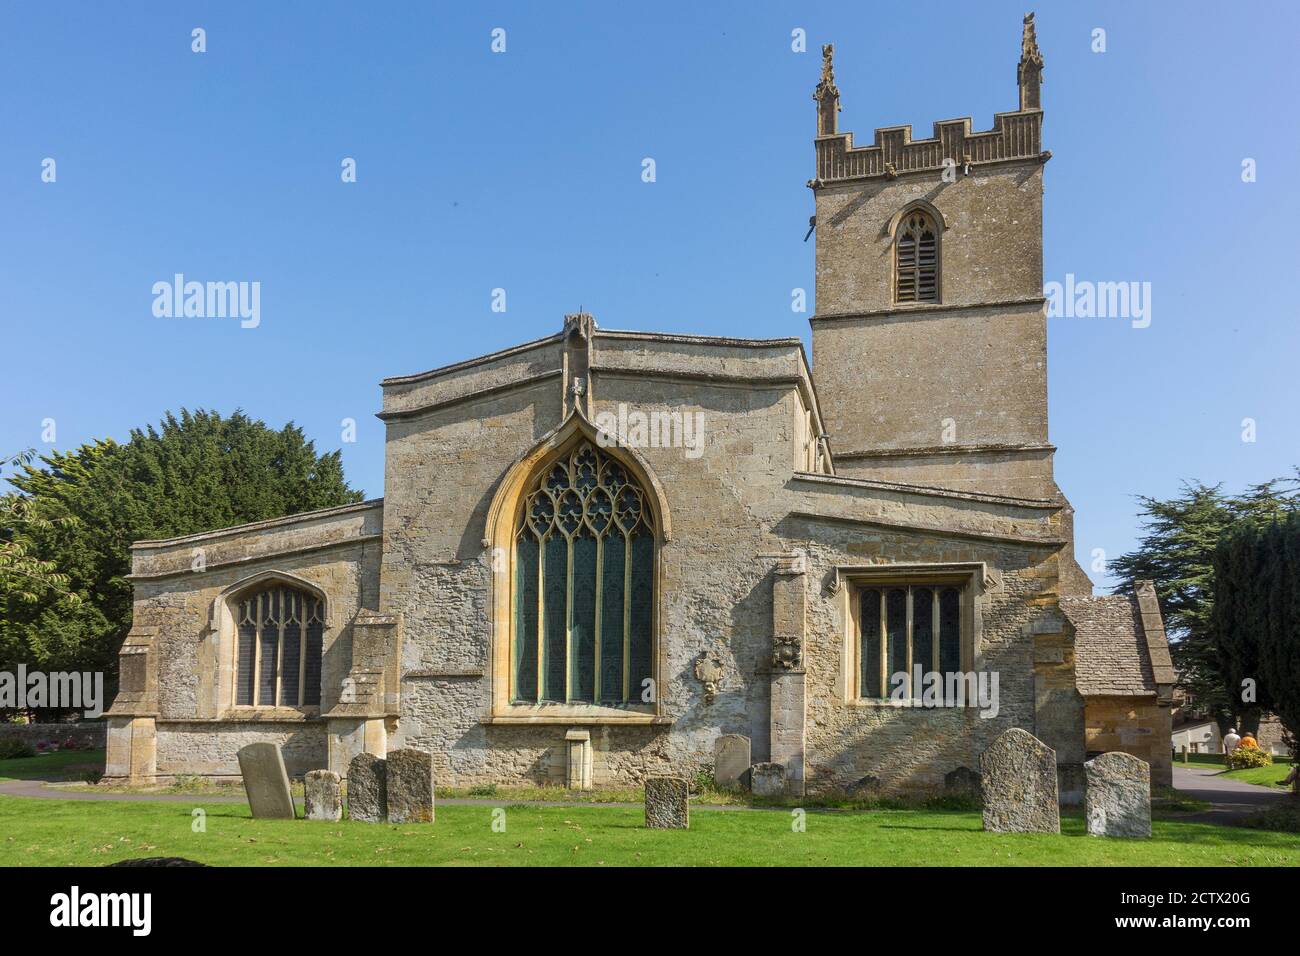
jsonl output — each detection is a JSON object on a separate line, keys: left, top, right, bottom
{"left": 564, "top": 534, "right": 575, "bottom": 703}
{"left": 274, "top": 591, "right": 285, "bottom": 707}
{"left": 905, "top": 586, "right": 914, "bottom": 699}
{"left": 932, "top": 589, "right": 941, "bottom": 675}
{"left": 297, "top": 596, "right": 308, "bottom": 707}
{"left": 252, "top": 592, "right": 264, "bottom": 707}
{"left": 877, "top": 589, "right": 887, "bottom": 700}
{"left": 593, "top": 533, "right": 604, "bottom": 704}
{"left": 535, "top": 532, "right": 546, "bottom": 703}
{"left": 622, "top": 533, "right": 632, "bottom": 703}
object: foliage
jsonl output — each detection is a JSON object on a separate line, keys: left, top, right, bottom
{"left": 0, "top": 738, "right": 37, "bottom": 760}
{"left": 1225, "top": 745, "right": 1273, "bottom": 770}
{"left": 1208, "top": 512, "right": 1300, "bottom": 776}
{"left": 1109, "top": 472, "right": 1300, "bottom": 731}
{"left": 0, "top": 450, "right": 81, "bottom": 606}
{"left": 1, "top": 410, "right": 363, "bottom": 688}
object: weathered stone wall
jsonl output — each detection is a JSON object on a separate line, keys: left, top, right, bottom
{"left": 0, "top": 722, "right": 105, "bottom": 750}
{"left": 813, "top": 166, "right": 1044, "bottom": 316}
{"left": 123, "top": 501, "right": 383, "bottom": 777}
{"left": 811, "top": 158, "right": 1055, "bottom": 504}
{"left": 156, "top": 721, "right": 327, "bottom": 780}
{"left": 1084, "top": 696, "right": 1173, "bottom": 788}
{"left": 369, "top": 328, "right": 1077, "bottom": 793}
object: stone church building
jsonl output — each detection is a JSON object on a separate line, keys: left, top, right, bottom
{"left": 105, "top": 15, "right": 1174, "bottom": 796}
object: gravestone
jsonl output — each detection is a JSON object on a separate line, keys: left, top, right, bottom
{"left": 305, "top": 769, "right": 342, "bottom": 822}
{"left": 944, "top": 766, "right": 981, "bottom": 799}
{"left": 347, "top": 752, "right": 387, "bottom": 823}
{"left": 386, "top": 748, "right": 435, "bottom": 823}
{"left": 236, "top": 742, "right": 295, "bottom": 819}
{"left": 644, "top": 776, "right": 689, "bottom": 829}
{"left": 750, "top": 762, "right": 786, "bottom": 798}
{"left": 1084, "top": 751, "right": 1151, "bottom": 838}
{"left": 979, "top": 728, "right": 1060, "bottom": 833}
{"left": 713, "top": 734, "right": 751, "bottom": 790}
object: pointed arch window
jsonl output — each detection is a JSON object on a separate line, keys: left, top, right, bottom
{"left": 234, "top": 585, "right": 324, "bottom": 707}
{"left": 895, "top": 210, "right": 939, "bottom": 303}
{"left": 512, "top": 440, "right": 654, "bottom": 705}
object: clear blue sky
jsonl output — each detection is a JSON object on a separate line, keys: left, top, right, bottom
{"left": 3, "top": 1, "right": 1298, "bottom": 591}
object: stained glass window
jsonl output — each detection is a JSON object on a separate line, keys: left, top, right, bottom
{"left": 513, "top": 440, "right": 655, "bottom": 705}
{"left": 234, "top": 584, "right": 324, "bottom": 707}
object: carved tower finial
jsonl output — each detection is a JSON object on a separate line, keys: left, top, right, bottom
{"left": 813, "top": 43, "right": 840, "bottom": 136}
{"left": 1017, "top": 12, "right": 1045, "bottom": 111}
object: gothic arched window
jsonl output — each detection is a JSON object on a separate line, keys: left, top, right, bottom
{"left": 512, "top": 441, "right": 655, "bottom": 705}
{"left": 895, "top": 210, "right": 939, "bottom": 303}
{"left": 234, "top": 584, "right": 324, "bottom": 707}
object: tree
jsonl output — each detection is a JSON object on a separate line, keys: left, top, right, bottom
{"left": 1109, "top": 473, "right": 1300, "bottom": 734}
{"left": 0, "top": 449, "right": 81, "bottom": 606}
{"left": 0, "top": 410, "right": 363, "bottom": 701}
{"left": 1210, "top": 514, "right": 1300, "bottom": 795}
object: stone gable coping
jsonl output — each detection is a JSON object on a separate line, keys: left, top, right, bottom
{"left": 131, "top": 499, "right": 384, "bottom": 550}
{"left": 791, "top": 471, "right": 1058, "bottom": 510}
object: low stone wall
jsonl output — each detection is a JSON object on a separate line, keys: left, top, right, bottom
{"left": 1084, "top": 697, "right": 1172, "bottom": 788}
{"left": 0, "top": 721, "right": 106, "bottom": 750}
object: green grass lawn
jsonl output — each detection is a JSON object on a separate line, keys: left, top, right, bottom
{"left": 1179, "top": 752, "right": 1295, "bottom": 788}
{"left": 1, "top": 795, "right": 1298, "bottom": 867}
{"left": 1221, "top": 761, "right": 1295, "bottom": 789}
{"left": 0, "top": 749, "right": 105, "bottom": 782}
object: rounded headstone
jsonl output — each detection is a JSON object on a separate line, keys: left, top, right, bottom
{"left": 979, "top": 728, "right": 1060, "bottom": 833}
{"left": 1084, "top": 751, "right": 1151, "bottom": 838}
{"left": 386, "top": 748, "right": 435, "bottom": 824}
{"left": 347, "top": 752, "right": 387, "bottom": 823}
{"left": 305, "top": 769, "right": 342, "bottom": 822}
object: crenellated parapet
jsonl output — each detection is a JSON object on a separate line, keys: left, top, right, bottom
{"left": 811, "top": 12, "right": 1047, "bottom": 187}
{"left": 812, "top": 112, "right": 1045, "bottom": 186}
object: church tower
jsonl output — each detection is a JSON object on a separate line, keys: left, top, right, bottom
{"left": 810, "top": 14, "right": 1059, "bottom": 503}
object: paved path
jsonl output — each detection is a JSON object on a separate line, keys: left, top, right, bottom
{"left": 1171, "top": 765, "right": 1289, "bottom": 824}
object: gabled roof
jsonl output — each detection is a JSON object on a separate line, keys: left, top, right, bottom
{"left": 1062, "top": 581, "right": 1175, "bottom": 702}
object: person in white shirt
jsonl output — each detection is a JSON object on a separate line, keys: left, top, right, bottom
{"left": 1223, "top": 728, "right": 1241, "bottom": 755}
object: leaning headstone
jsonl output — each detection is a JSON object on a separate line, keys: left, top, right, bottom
{"left": 236, "top": 742, "right": 295, "bottom": 819}
{"left": 713, "top": 734, "right": 751, "bottom": 790}
{"left": 305, "top": 769, "right": 342, "bottom": 822}
{"left": 1085, "top": 751, "right": 1151, "bottom": 838}
{"left": 386, "top": 748, "right": 435, "bottom": 823}
{"left": 644, "top": 776, "right": 689, "bottom": 829}
{"left": 347, "top": 752, "right": 387, "bottom": 823}
{"left": 979, "top": 728, "right": 1060, "bottom": 833}
{"left": 944, "top": 765, "right": 981, "bottom": 799}
{"left": 750, "top": 762, "right": 786, "bottom": 798}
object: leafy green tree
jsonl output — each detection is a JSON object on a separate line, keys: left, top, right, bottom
{"left": 1209, "top": 514, "right": 1300, "bottom": 794}
{"left": 1109, "top": 473, "right": 1299, "bottom": 734}
{"left": 1, "top": 449, "right": 81, "bottom": 607}
{"left": 1, "top": 410, "right": 362, "bottom": 692}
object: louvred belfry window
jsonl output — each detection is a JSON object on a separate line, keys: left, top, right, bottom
{"left": 235, "top": 585, "right": 324, "bottom": 707}
{"left": 512, "top": 441, "right": 654, "bottom": 705}
{"left": 895, "top": 211, "right": 939, "bottom": 303}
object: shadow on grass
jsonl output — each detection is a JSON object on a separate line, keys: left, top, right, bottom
{"left": 0, "top": 749, "right": 105, "bottom": 782}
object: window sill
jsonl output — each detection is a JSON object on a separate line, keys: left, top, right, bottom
{"left": 483, "top": 706, "right": 670, "bottom": 726}
{"left": 845, "top": 698, "right": 981, "bottom": 710}
{"left": 220, "top": 707, "right": 322, "bottom": 722}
